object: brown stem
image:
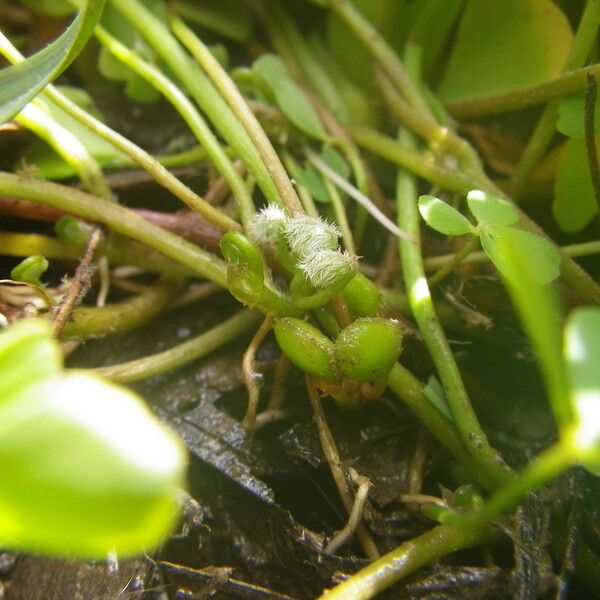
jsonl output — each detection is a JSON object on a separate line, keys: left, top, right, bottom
{"left": 133, "top": 209, "right": 221, "bottom": 250}
{"left": 101, "top": 165, "right": 203, "bottom": 189}
{"left": 329, "top": 294, "right": 352, "bottom": 328}
{"left": 406, "top": 429, "right": 427, "bottom": 496}
{"left": 267, "top": 354, "right": 290, "bottom": 410}
{"left": 375, "top": 236, "right": 399, "bottom": 287}
{"left": 0, "top": 197, "right": 222, "bottom": 250}
{"left": 204, "top": 159, "right": 246, "bottom": 206}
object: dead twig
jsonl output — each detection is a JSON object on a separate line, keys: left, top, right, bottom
{"left": 52, "top": 227, "right": 102, "bottom": 336}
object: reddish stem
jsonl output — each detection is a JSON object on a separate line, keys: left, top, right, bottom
{"left": 0, "top": 197, "right": 222, "bottom": 250}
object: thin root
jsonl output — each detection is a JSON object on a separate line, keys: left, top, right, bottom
{"left": 325, "top": 468, "right": 373, "bottom": 555}
{"left": 307, "top": 377, "right": 380, "bottom": 560}
{"left": 242, "top": 316, "right": 274, "bottom": 431}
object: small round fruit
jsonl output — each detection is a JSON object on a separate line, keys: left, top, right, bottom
{"left": 274, "top": 318, "right": 336, "bottom": 380}
{"left": 335, "top": 318, "right": 402, "bottom": 382}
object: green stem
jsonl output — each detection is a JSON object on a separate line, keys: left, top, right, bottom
{"left": 0, "top": 232, "right": 85, "bottom": 262}
{"left": 93, "top": 23, "right": 251, "bottom": 227}
{"left": 326, "top": 0, "right": 432, "bottom": 118}
{"left": 310, "top": 99, "right": 373, "bottom": 247}
{"left": 314, "top": 0, "right": 600, "bottom": 304}
{"left": 585, "top": 73, "right": 600, "bottom": 213}
{"left": 387, "top": 364, "right": 496, "bottom": 491}
{"left": 294, "top": 272, "right": 355, "bottom": 311}
{"left": 283, "top": 152, "right": 319, "bottom": 216}
{"left": 323, "top": 176, "right": 355, "bottom": 253}
{"left": 0, "top": 31, "right": 112, "bottom": 200}
{"left": 95, "top": 309, "right": 262, "bottom": 382}
{"left": 170, "top": 16, "right": 304, "bottom": 217}
{"left": 315, "top": 103, "right": 369, "bottom": 194}
{"left": 396, "top": 130, "right": 513, "bottom": 488}
{"left": 428, "top": 237, "right": 479, "bottom": 286}
{"left": 0, "top": 231, "right": 195, "bottom": 277}
{"left": 61, "top": 276, "right": 181, "bottom": 339}
{"left": 349, "top": 125, "right": 477, "bottom": 193}
{"left": 32, "top": 144, "right": 213, "bottom": 181}
{"left": 376, "top": 68, "right": 483, "bottom": 175}
{"left": 149, "top": 146, "right": 213, "bottom": 169}
{"left": 352, "top": 126, "right": 600, "bottom": 304}
{"left": 109, "top": 0, "right": 278, "bottom": 217}
{"left": 306, "top": 147, "right": 411, "bottom": 241}
{"left": 41, "top": 77, "right": 239, "bottom": 232}
{"left": 446, "top": 63, "right": 600, "bottom": 119}
{"left": 446, "top": 440, "right": 575, "bottom": 529}
{"left": 252, "top": 0, "right": 378, "bottom": 250}
{"left": 0, "top": 173, "right": 227, "bottom": 287}
{"left": 1, "top": 25, "right": 236, "bottom": 229}
{"left": 255, "top": 1, "right": 359, "bottom": 128}
{"left": 15, "top": 103, "right": 113, "bottom": 200}
{"left": 318, "top": 522, "right": 495, "bottom": 600}
{"left": 511, "top": 0, "right": 600, "bottom": 199}
{"left": 423, "top": 240, "right": 600, "bottom": 271}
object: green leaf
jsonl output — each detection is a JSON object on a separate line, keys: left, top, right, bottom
{"left": 466, "top": 190, "right": 518, "bottom": 226}
{"left": 98, "top": 1, "right": 163, "bottom": 103}
{"left": 0, "top": 319, "right": 186, "bottom": 558}
{"left": 481, "top": 225, "right": 560, "bottom": 286}
{"left": 0, "top": 0, "right": 106, "bottom": 124}
{"left": 171, "top": 0, "right": 253, "bottom": 42}
{"left": 321, "top": 146, "right": 350, "bottom": 179}
{"left": 556, "top": 94, "right": 600, "bottom": 139}
{"left": 0, "top": 319, "right": 61, "bottom": 401}
{"left": 10, "top": 255, "right": 49, "bottom": 287}
{"left": 326, "top": 0, "right": 409, "bottom": 91}
{"left": 294, "top": 164, "right": 331, "bottom": 203}
{"left": 293, "top": 147, "right": 350, "bottom": 204}
{"left": 405, "top": 0, "right": 465, "bottom": 78}
{"left": 254, "top": 54, "right": 326, "bottom": 140}
{"left": 553, "top": 137, "right": 599, "bottom": 233}
{"left": 438, "top": 0, "right": 572, "bottom": 101}
{"left": 253, "top": 54, "right": 289, "bottom": 90}
{"left": 18, "top": 0, "right": 75, "bottom": 17}
{"left": 18, "top": 95, "right": 127, "bottom": 179}
{"left": 275, "top": 82, "right": 327, "bottom": 139}
{"left": 489, "top": 230, "right": 569, "bottom": 429}
{"left": 418, "top": 194, "right": 473, "bottom": 235}
{"left": 423, "top": 375, "right": 453, "bottom": 422}
{"left": 0, "top": 373, "right": 186, "bottom": 557}
{"left": 564, "top": 308, "right": 600, "bottom": 459}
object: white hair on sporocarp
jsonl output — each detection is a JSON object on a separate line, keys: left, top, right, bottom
{"left": 249, "top": 204, "right": 288, "bottom": 245}
{"left": 284, "top": 215, "right": 341, "bottom": 258}
{"left": 248, "top": 204, "right": 356, "bottom": 289}
{"left": 297, "top": 249, "right": 357, "bottom": 288}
